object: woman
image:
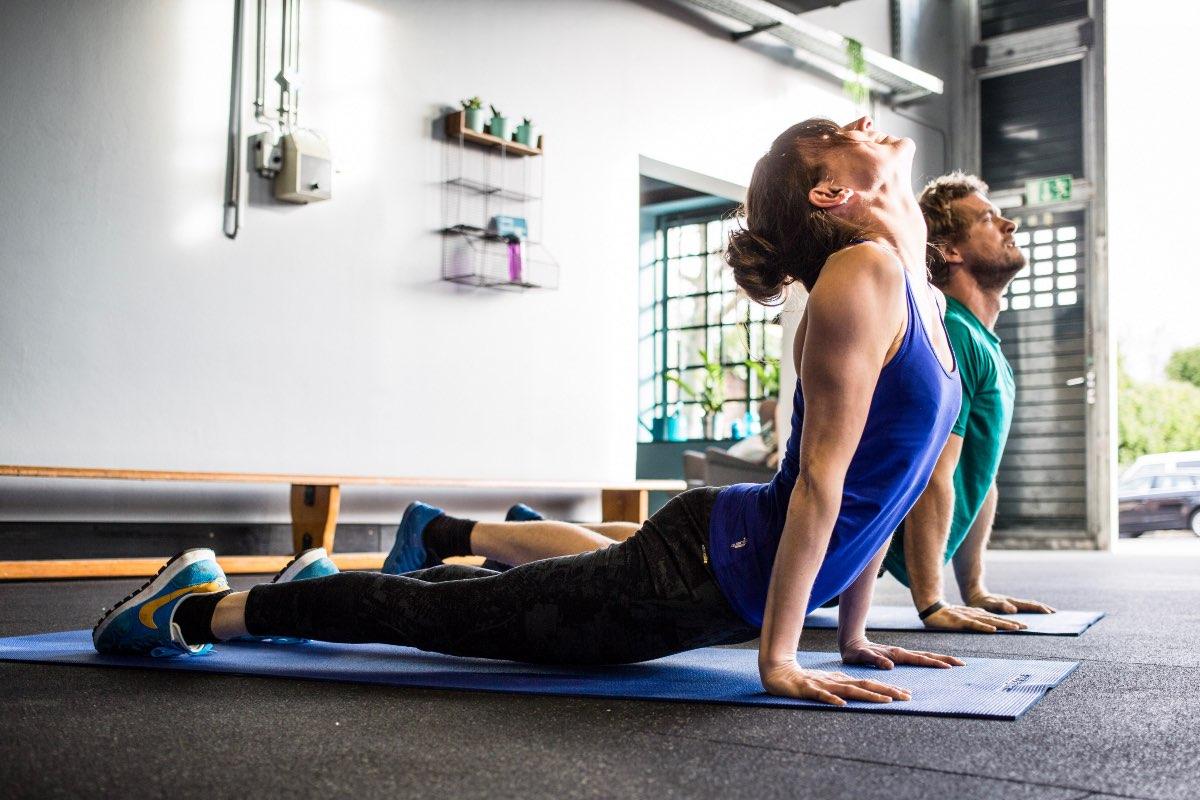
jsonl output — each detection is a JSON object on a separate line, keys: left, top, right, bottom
{"left": 93, "top": 116, "right": 963, "bottom": 706}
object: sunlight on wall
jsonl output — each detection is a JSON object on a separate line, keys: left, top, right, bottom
{"left": 169, "top": 1, "right": 231, "bottom": 248}
{"left": 1107, "top": 5, "right": 1200, "bottom": 381}
{"left": 307, "top": 0, "right": 384, "bottom": 179}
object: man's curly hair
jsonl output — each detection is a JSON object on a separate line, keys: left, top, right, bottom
{"left": 919, "top": 171, "right": 989, "bottom": 287}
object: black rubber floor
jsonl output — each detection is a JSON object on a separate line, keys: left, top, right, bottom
{"left": 2, "top": 550, "right": 1198, "bottom": 799}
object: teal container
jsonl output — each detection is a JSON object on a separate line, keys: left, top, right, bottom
{"left": 488, "top": 116, "right": 510, "bottom": 140}
{"left": 464, "top": 107, "right": 484, "bottom": 132}
{"left": 513, "top": 123, "right": 535, "bottom": 146}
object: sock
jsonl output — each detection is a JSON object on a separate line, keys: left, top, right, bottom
{"left": 173, "top": 589, "right": 232, "bottom": 644}
{"left": 422, "top": 514, "right": 477, "bottom": 562}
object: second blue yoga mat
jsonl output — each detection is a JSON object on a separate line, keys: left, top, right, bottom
{"left": 0, "top": 630, "right": 1076, "bottom": 720}
{"left": 804, "top": 605, "right": 1104, "bottom": 635}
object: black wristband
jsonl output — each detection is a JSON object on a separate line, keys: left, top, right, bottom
{"left": 918, "top": 600, "right": 947, "bottom": 621}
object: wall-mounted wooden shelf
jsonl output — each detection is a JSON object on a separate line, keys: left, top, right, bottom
{"left": 444, "top": 110, "right": 545, "bottom": 156}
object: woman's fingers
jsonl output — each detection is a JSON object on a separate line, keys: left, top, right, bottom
{"left": 850, "top": 678, "right": 910, "bottom": 700}
{"left": 810, "top": 687, "right": 846, "bottom": 706}
{"left": 765, "top": 665, "right": 912, "bottom": 706}
{"left": 912, "top": 649, "right": 966, "bottom": 667}
{"left": 890, "top": 649, "right": 953, "bottom": 668}
{"left": 830, "top": 684, "right": 894, "bottom": 703}
{"left": 842, "top": 649, "right": 895, "bottom": 670}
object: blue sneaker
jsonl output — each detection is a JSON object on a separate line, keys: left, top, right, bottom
{"left": 271, "top": 547, "right": 339, "bottom": 585}
{"left": 92, "top": 548, "right": 229, "bottom": 657}
{"left": 382, "top": 501, "right": 444, "bottom": 575}
{"left": 505, "top": 503, "right": 545, "bottom": 522}
{"left": 235, "top": 547, "right": 340, "bottom": 644}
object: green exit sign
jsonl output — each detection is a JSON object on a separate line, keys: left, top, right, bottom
{"left": 1025, "top": 175, "right": 1073, "bottom": 205}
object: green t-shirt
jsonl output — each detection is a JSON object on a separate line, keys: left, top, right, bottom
{"left": 882, "top": 296, "right": 1015, "bottom": 586}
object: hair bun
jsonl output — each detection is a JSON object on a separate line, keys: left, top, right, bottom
{"left": 725, "top": 223, "right": 790, "bottom": 305}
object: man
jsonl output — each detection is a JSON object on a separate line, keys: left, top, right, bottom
{"left": 879, "top": 171, "right": 1056, "bottom": 632}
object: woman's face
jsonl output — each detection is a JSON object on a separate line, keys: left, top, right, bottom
{"left": 813, "top": 116, "right": 914, "bottom": 192}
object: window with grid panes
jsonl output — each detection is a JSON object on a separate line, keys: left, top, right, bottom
{"left": 999, "top": 214, "right": 1082, "bottom": 311}
{"left": 638, "top": 207, "right": 783, "bottom": 442}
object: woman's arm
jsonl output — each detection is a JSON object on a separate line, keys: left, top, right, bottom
{"left": 837, "top": 538, "right": 965, "bottom": 670}
{"left": 757, "top": 246, "right": 908, "bottom": 705}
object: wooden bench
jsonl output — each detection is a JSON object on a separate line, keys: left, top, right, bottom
{"left": 0, "top": 466, "right": 685, "bottom": 580}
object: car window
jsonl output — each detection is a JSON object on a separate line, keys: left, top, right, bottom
{"left": 1152, "top": 475, "right": 1197, "bottom": 489}
{"left": 1121, "top": 478, "right": 1153, "bottom": 493}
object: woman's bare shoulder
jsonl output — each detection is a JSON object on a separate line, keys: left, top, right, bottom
{"left": 809, "top": 242, "right": 903, "bottom": 311}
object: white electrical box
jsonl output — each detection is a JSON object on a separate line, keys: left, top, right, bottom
{"left": 273, "top": 131, "right": 332, "bottom": 204}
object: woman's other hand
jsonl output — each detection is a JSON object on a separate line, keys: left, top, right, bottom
{"left": 759, "top": 660, "right": 911, "bottom": 706}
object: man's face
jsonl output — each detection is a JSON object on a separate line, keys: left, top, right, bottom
{"left": 948, "top": 192, "right": 1024, "bottom": 291}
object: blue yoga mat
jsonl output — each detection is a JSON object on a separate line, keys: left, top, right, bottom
{"left": 804, "top": 605, "right": 1104, "bottom": 635}
{"left": 0, "top": 630, "right": 1077, "bottom": 720}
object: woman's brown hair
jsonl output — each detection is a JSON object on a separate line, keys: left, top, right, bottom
{"left": 724, "top": 118, "right": 866, "bottom": 304}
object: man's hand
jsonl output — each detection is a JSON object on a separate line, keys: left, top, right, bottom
{"left": 967, "top": 592, "right": 1056, "bottom": 615}
{"left": 922, "top": 603, "right": 1027, "bottom": 632}
{"left": 759, "top": 660, "right": 911, "bottom": 706}
{"left": 841, "top": 640, "right": 965, "bottom": 670}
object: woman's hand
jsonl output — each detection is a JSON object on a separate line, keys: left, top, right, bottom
{"left": 840, "top": 639, "right": 965, "bottom": 670}
{"left": 759, "top": 659, "right": 912, "bottom": 706}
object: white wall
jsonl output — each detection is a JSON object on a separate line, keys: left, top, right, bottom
{"left": 0, "top": 0, "right": 930, "bottom": 518}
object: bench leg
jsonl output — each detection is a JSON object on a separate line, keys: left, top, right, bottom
{"left": 290, "top": 484, "right": 341, "bottom": 553}
{"left": 601, "top": 488, "right": 648, "bottom": 524}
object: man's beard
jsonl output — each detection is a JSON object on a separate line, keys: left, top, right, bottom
{"left": 967, "top": 250, "right": 1025, "bottom": 292}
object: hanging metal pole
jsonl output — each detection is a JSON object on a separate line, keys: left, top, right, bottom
{"left": 290, "top": 0, "right": 301, "bottom": 128}
{"left": 253, "top": 0, "right": 271, "bottom": 128}
{"left": 277, "top": 0, "right": 291, "bottom": 130}
{"left": 224, "top": 0, "right": 246, "bottom": 239}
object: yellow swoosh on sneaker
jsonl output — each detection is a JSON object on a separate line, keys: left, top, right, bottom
{"left": 138, "top": 581, "right": 228, "bottom": 629}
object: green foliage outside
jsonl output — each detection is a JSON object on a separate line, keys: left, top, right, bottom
{"left": 1118, "top": 351, "right": 1200, "bottom": 466}
{"left": 1165, "top": 346, "right": 1200, "bottom": 389}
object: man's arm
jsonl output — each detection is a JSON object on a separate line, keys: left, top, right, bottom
{"left": 954, "top": 483, "right": 1056, "bottom": 614}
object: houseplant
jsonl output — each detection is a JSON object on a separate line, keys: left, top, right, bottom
{"left": 666, "top": 349, "right": 725, "bottom": 439}
{"left": 460, "top": 96, "right": 484, "bottom": 132}
{"left": 745, "top": 355, "right": 781, "bottom": 399}
{"left": 487, "top": 104, "right": 510, "bottom": 141}
{"left": 513, "top": 117, "right": 536, "bottom": 147}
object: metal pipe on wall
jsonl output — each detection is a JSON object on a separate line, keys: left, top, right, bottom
{"left": 254, "top": 0, "right": 273, "bottom": 128}
{"left": 277, "top": 0, "right": 291, "bottom": 129}
{"left": 290, "top": 0, "right": 301, "bottom": 129}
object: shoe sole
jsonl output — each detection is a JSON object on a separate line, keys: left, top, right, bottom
{"left": 92, "top": 548, "right": 220, "bottom": 646}
{"left": 272, "top": 548, "right": 329, "bottom": 584}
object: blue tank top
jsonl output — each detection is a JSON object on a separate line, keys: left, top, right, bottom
{"left": 707, "top": 262, "right": 961, "bottom": 628}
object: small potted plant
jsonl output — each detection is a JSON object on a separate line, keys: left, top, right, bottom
{"left": 513, "top": 117, "right": 536, "bottom": 147}
{"left": 460, "top": 96, "right": 484, "bottom": 132}
{"left": 487, "top": 104, "right": 510, "bottom": 141}
{"left": 666, "top": 349, "right": 725, "bottom": 439}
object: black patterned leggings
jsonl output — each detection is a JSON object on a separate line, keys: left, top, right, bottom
{"left": 243, "top": 488, "right": 758, "bottom": 665}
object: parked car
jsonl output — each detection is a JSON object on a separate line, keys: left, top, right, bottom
{"left": 1122, "top": 450, "right": 1200, "bottom": 480}
{"left": 1118, "top": 471, "right": 1200, "bottom": 537}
